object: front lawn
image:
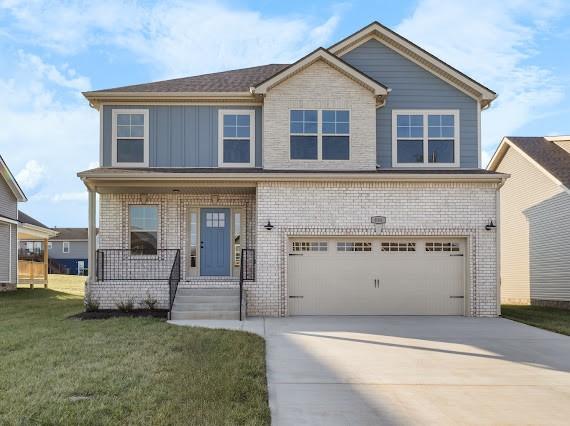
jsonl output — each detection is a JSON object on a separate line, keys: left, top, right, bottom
{"left": 0, "top": 287, "right": 270, "bottom": 425}
{"left": 502, "top": 304, "right": 570, "bottom": 336}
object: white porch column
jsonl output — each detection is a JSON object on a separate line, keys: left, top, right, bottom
{"left": 88, "top": 190, "right": 97, "bottom": 282}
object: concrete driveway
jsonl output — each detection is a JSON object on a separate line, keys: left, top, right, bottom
{"left": 264, "top": 316, "right": 570, "bottom": 425}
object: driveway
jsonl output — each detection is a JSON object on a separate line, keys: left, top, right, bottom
{"left": 264, "top": 316, "right": 570, "bottom": 425}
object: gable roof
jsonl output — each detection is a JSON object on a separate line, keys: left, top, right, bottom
{"left": 251, "top": 48, "right": 389, "bottom": 99}
{"left": 328, "top": 21, "right": 497, "bottom": 107}
{"left": 50, "top": 227, "right": 95, "bottom": 241}
{"left": 488, "top": 136, "right": 570, "bottom": 191}
{"left": 18, "top": 210, "right": 48, "bottom": 228}
{"left": 0, "top": 155, "right": 27, "bottom": 202}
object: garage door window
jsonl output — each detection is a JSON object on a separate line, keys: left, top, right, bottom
{"left": 381, "top": 242, "right": 416, "bottom": 252}
{"left": 337, "top": 242, "right": 372, "bottom": 252}
{"left": 292, "top": 241, "right": 328, "bottom": 252}
{"left": 425, "top": 242, "right": 460, "bottom": 252}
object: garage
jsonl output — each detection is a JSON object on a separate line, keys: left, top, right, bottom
{"left": 287, "top": 238, "right": 467, "bottom": 315}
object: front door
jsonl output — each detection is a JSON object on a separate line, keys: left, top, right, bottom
{"left": 200, "top": 208, "right": 231, "bottom": 276}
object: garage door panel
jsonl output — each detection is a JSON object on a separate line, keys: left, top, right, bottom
{"left": 288, "top": 238, "right": 465, "bottom": 316}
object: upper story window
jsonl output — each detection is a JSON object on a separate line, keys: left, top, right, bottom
{"left": 112, "top": 109, "right": 149, "bottom": 167}
{"left": 62, "top": 241, "right": 70, "bottom": 253}
{"left": 392, "top": 110, "right": 459, "bottom": 167}
{"left": 218, "top": 110, "right": 255, "bottom": 167}
{"left": 129, "top": 205, "right": 158, "bottom": 255}
{"left": 290, "top": 109, "right": 350, "bottom": 161}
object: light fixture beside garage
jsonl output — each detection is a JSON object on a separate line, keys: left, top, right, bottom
{"left": 264, "top": 221, "right": 274, "bottom": 231}
{"left": 485, "top": 219, "right": 497, "bottom": 231}
{"left": 371, "top": 215, "right": 386, "bottom": 233}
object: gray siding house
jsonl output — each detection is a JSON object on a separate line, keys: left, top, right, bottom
{"left": 0, "top": 156, "right": 27, "bottom": 291}
{"left": 489, "top": 136, "right": 570, "bottom": 308}
{"left": 48, "top": 228, "right": 96, "bottom": 275}
{"left": 79, "top": 21, "right": 506, "bottom": 319}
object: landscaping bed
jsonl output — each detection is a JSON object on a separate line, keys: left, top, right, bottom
{"left": 0, "top": 286, "right": 270, "bottom": 425}
{"left": 69, "top": 309, "right": 168, "bottom": 320}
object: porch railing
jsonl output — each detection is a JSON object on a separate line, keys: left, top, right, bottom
{"left": 95, "top": 249, "right": 180, "bottom": 281}
{"left": 239, "top": 249, "right": 256, "bottom": 321}
{"left": 168, "top": 250, "right": 181, "bottom": 319}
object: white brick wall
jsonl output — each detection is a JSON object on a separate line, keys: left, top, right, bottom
{"left": 251, "top": 180, "right": 499, "bottom": 317}
{"left": 90, "top": 181, "right": 499, "bottom": 317}
{"left": 263, "top": 59, "right": 377, "bottom": 170}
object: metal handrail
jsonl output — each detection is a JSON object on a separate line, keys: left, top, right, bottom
{"left": 239, "top": 249, "right": 255, "bottom": 321}
{"left": 95, "top": 249, "right": 179, "bottom": 281}
{"left": 168, "top": 250, "right": 181, "bottom": 319}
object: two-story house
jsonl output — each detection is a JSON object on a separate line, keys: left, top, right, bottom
{"left": 79, "top": 21, "right": 507, "bottom": 319}
{"left": 0, "top": 155, "right": 27, "bottom": 291}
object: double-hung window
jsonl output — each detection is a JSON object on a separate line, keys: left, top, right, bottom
{"left": 219, "top": 110, "right": 255, "bottom": 167}
{"left": 129, "top": 205, "right": 158, "bottom": 255}
{"left": 393, "top": 110, "right": 459, "bottom": 167}
{"left": 112, "top": 109, "right": 149, "bottom": 167}
{"left": 290, "top": 110, "right": 318, "bottom": 160}
{"left": 290, "top": 109, "right": 350, "bottom": 160}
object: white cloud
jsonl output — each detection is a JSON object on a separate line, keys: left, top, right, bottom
{"left": 16, "top": 160, "right": 45, "bottom": 191}
{"left": 51, "top": 191, "right": 88, "bottom": 202}
{"left": 18, "top": 51, "right": 91, "bottom": 92}
{"left": 396, "top": 0, "right": 567, "bottom": 162}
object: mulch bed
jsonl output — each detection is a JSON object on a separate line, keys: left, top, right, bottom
{"left": 69, "top": 309, "right": 168, "bottom": 320}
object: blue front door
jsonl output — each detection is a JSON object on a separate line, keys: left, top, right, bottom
{"left": 200, "top": 208, "right": 231, "bottom": 276}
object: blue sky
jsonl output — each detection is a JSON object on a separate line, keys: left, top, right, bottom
{"left": 1, "top": 0, "right": 569, "bottom": 227}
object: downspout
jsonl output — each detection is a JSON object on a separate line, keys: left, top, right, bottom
{"left": 496, "top": 177, "right": 507, "bottom": 316}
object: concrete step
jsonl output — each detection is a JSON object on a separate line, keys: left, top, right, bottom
{"left": 176, "top": 288, "right": 239, "bottom": 297}
{"left": 175, "top": 295, "right": 238, "bottom": 304}
{"left": 173, "top": 302, "right": 240, "bottom": 311}
{"left": 171, "top": 310, "right": 240, "bottom": 320}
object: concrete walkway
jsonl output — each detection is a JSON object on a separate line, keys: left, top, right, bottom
{"left": 170, "top": 316, "right": 570, "bottom": 425}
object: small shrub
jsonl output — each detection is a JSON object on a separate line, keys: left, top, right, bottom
{"left": 140, "top": 293, "right": 158, "bottom": 310}
{"left": 84, "top": 293, "right": 99, "bottom": 312}
{"left": 116, "top": 298, "right": 135, "bottom": 312}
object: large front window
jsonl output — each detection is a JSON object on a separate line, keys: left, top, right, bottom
{"left": 290, "top": 109, "right": 350, "bottom": 160}
{"left": 129, "top": 205, "right": 158, "bottom": 255}
{"left": 112, "top": 109, "right": 149, "bottom": 166}
{"left": 219, "top": 110, "right": 255, "bottom": 167}
{"left": 393, "top": 110, "right": 459, "bottom": 167}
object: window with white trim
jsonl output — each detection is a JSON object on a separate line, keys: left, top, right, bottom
{"left": 337, "top": 242, "right": 372, "bottom": 252}
{"left": 292, "top": 241, "right": 328, "bottom": 252}
{"left": 381, "top": 242, "right": 416, "bottom": 252}
{"left": 425, "top": 242, "right": 460, "bottom": 252}
{"left": 112, "top": 110, "right": 149, "bottom": 167}
{"left": 393, "top": 110, "right": 459, "bottom": 167}
{"left": 129, "top": 205, "right": 158, "bottom": 255}
{"left": 62, "top": 241, "right": 70, "bottom": 253}
{"left": 290, "top": 109, "right": 350, "bottom": 160}
{"left": 219, "top": 110, "right": 255, "bottom": 167}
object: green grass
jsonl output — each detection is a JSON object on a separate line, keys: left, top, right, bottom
{"left": 502, "top": 304, "right": 570, "bottom": 336}
{"left": 0, "top": 282, "right": 270, "bottom": 425}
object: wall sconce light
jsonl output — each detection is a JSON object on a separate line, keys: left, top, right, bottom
{"left": 172, "top": 189, "right": 180, "bottom": 193}
{"left": 264, "top": 221, "right": 274, "bottom": 231}
{"left": 485, "top": 219, "right": 496, "bottom": 231}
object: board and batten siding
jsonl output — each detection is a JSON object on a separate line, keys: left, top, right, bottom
{"left": 49, "top": 240, "right": 88, "bottom": 260}
{"left": 0, "top": 176, "right": 18, "bottom": 220}
{"left": 0, "top": 223, "right": 17, "bottom": 284}
{"left": 496, "top": 147, "right": 570, "bottom": 303}
{"left": 101, "top": 105, "right": 262, "bottom": 168}
{"left": 341, "top": 39, "right": 479, "bottom": 168}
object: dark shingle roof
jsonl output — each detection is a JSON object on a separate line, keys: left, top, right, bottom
{"left": 18, "top": 211, "right": 48, "bottom": 228}
{"left": 50, "top": 227, "right": 95, "bottom": 240}
{"left": 506, "top": 137, "right": 570, "bottom": 189}
{"left": 89, "top": 64, "right": 289, "bottom": 93}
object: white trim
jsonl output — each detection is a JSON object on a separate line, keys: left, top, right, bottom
{"left": 0, "top": 216, "right": 19, "bottom": 225}
{"left": 252, "top": 48, "right": 388, "bottom": 96}
{"left": 18, "top": 223, "right": 58, "bottom": 239}
{"left": 111, "top": 109, "right": 149, "bottom": 167}
{"left": 62, "top": 241, "right": 70, "bottom": 253}
{"left": 329, "top": 23, "right": 496, "bottom": 104}
{"left": 9, "top": 223, "right": 12, "bottom": 283}
{"left": 0, "top": 156, "right": 27, "bottom": 202}
{"left": 218, "top": 109, "right": 256, "bottom": 168}
{"left": 99, "top": 106, "right": 103, "bottom": 166}
{"left": 391, "top": 109, "right": 460, "bottom": 168}
{"left": 477, "top": 102, "right": 481, "bottom": 168}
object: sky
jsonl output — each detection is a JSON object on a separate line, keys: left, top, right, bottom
{"left": 1, "top": 0, "right": 569, "bottom": 227}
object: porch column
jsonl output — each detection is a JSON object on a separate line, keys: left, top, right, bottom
{"left": 43, "top": 238, "right": 48, "bottom": 288}
{"left": 88, "top": 190, "right": 97, "bottom": 283}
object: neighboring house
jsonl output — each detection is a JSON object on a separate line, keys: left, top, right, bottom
{"left": 49, "top": 228, "right": 99, "bottom": 275}
{"left": 488, "top": 136, "right": 570, "bottom": 309}
{"left": 79, "top": 21, "right": 507, "bottom": 319}
{"left": 0, "top": 156, "right": 27, "bottom": 292}
{"left": 18, "top": 211, "right": 58, "bottom": 287}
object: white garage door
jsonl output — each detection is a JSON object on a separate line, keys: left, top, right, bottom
{"left": 288, "top": 238, "right": 466, "bottom": 315}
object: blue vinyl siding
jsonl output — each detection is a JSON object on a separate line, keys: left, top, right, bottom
{"left": 342, "top": 39, "right": 479, "bottom": 168}
{"left": 102, "top": 105, "right": 262, "bottom": 167}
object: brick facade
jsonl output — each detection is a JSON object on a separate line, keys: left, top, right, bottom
{"left": 89, "top": 180, "right": 499, "bottom": 317}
